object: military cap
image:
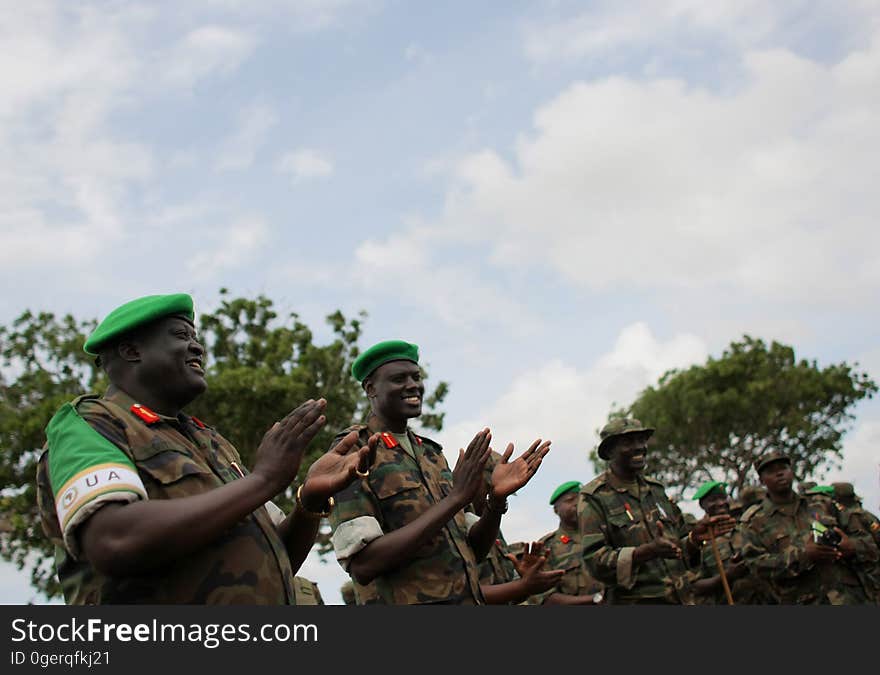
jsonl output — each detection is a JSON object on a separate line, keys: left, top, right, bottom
{"left": 753, "top": 451, "right": 790, "bottom": 474}
{"left": 84, "top": 293, "right": 195, "bottom": 355}
{"left": 832, "top": 482, "right": 855, "bottom": 500}
{"left": 550, "top": 481, "right": 581, "bottom": 505}
{"left": 694, "top": 480, "right": 727, "bottom": 502}
{"left": 597, "top": 417, "right": 654, "bottom": 460}
{"left": 806, "top": 485, "right": 835, "bottom": 496}
{"left": 351, "top": 339, "right": 419, "bottom": 383}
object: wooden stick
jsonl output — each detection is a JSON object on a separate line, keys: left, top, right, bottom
{"left": 709, "top": 527, "right": 735, "bottom": 606}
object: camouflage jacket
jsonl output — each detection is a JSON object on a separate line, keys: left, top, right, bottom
{"left": 328, "top": 422, "right": 483, "bottom": 605}
{"left": 533, "top": 525, "right": 603, "bottom": 604}
{"left": 833, "top": 501, "right": 880, "bottom": 604}
{"left": 35, "top": 389, "right": 297, "bottom": 604}
{"left": 578, "top": 471, "right": 695, "bottom": 604}
{"left": 691, "top": 528, "right": 777, "bottom": 605}
{"left": 292, "top": 577, "right": 324, "bottom": 605}
{"left": 739, "top": 493, "right": 879, "bottom": 604}
{"left": 478, "top": 530, "right": 517, "bottom": 587}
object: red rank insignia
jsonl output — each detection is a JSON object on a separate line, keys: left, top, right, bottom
{"left": 560, "top": 534, "right": 571, "bottom": 544}
{"left": 380, "top": 432, "right": 398, "bottom": 448}
{"left": 414, "top": 435, "right": 423, "bottom": 446}
{"left": 623, "top": 503, "right": 634, "bottom": 521}
{"left": 191, "top": 416, "right": 206, "bottom": 429}
{"left": 130, "top": 403, "right": 160, "bottom": 425}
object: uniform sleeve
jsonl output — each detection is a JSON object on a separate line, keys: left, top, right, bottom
{"left": 328, "top": 478, "right": 384, "bottom": 572}
{"left": 838, "top": 508, "right": 880, "bottom": 564}
{"left": 578, "top": 495, "right": 637, "bottom": 590}
{"left": 45, "top": 402, "right": 148, "bottom": 559}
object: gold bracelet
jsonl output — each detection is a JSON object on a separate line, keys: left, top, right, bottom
{"left": 296, "top": 484, "right": 334, "bottom": 518}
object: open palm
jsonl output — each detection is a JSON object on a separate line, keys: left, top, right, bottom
{"left": 490, "top": 439, "right": 551, "bottom": 499}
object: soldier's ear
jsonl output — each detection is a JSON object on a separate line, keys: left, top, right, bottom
{"left": 363, "top": 377, "right": 375, "bottom": 398}
{"left": 117, "top": 340, "right": 142, "bottom": 363}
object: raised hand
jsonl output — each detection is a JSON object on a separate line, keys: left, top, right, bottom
{"left": 490, "top": 439, "right": 551, "bottom": 499}
{"left": 451, "top": 428, "right": 492, "bottom": 505}
{"left": 508, "top": 541, "right": 565, "bottom": 595}
{"left": 691, "top": 513, "right": 737, "bottom": 543}
{"left": 299, "top": 432, "right": 379, "bottom": 511}
{"left": 251, "top": 399, "right": 327, "bottom": 493}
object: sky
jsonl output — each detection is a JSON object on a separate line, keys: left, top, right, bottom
{"left": 2, "top": 0, "right": 880, "bottom": 605}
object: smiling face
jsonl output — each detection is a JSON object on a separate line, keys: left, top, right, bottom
{"left": 364, "top": 359, "right": 424, "bottom": 426}
{"left": 129, "top": 315, "right": 207, "bottom": 408}
{"left": 699, "top": 490, "right": 730, "bottom": 517}
{"left": 608, "top": 432, "right": 651, "bottom": 479}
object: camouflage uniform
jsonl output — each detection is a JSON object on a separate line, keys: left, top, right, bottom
{"left": 739, "top": 492, "right": 879, "bottom": 604}
{"left": 36, "top": 389, "right": 297, "bottom": 604}
{"left": 533, "top": 525, "right": 603, "bottom": 604}
{"left": 292, "top": 577, "right": 324, "bottom": 605}
{"left": 478, "top": 531, "right": 518, "bottom": 587}
{"left": 830, "top": 485, "right": 880, "bottom": 604}
{"left": 578, "top": 470, "right": 695, "bottom": 604}
{"left": 340, "top": 580, "right": 356, "bottom": 605}
{"left": 328, "top": 421, "right": 484, "bottom": 605}
{"left": 691, "top": 528, "right": 777, "bottom": 605}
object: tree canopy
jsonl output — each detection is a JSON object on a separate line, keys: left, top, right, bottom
{"left": 603, "top": 336, "right": 876, "bottom": 499}
{"left": 0, "top": 290, "right": 447, "bottom": 599}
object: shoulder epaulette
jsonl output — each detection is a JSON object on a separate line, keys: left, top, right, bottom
{"left": 538, "top": 530, "right": 556, "bottom": 545}
{"left": 741, "top": 503, "right": 762, "bottom": 522}
{"left": 413, "top": 433, "right": 441, "bottom": 451}
{"left": 643, "top": 475, "right": 665, "bottom": 487}
{"left": 582, "top": 475, "right": 607, "bottom": 495}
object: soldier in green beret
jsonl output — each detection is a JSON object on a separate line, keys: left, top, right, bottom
{"left": 577, "top": 418, "right": 736, "bottom": 604}
{"left": 689, "top": 481, "right": 775, "bottom": 604}
{"left": 328, "top": 339, "right": 551, "bottom": 604}
{"left": 36, "top": 294, "right": 372, "bottom": 604}
{"left": 739, "top": 452, "right": 879, "bottom": 604}
{"left": 532, "top": 481, "right": 604, "bottom": 605}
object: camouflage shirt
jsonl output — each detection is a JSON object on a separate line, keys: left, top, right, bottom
{"left": 739, "top": 493, "right": 879, "bottom": 604}
{"left": 533, "top": 524, "right": 603, "bottom": 604}
{"left": 832, "top": 500, "right": 880, "bottom": 604}
{"left": 36, "top": 389, "right": 297, "bottom": 604}
{"left": 478, "top": 530, "right": 517, "bottom": 587}
{"left": 691, "top": 528, "right": 777, "bottom": 605}
{"left": 577, "top": 470, "right": 695, "bottom": 604}
{"left": 328, "top": 422, "right": 484, "bottom": 605}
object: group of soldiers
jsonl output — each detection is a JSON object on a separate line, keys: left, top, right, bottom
{"left": 35, "top": 293, "right": 880, "bottom": 605}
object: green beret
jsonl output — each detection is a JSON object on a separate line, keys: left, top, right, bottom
{"left": 806, "top": 485, "right": 835, "bottom": 496}
{"left": 84, "top": 294, "right": 195, "bottom": 355}
{"left": 550, "top": 481, "right": 581, "bottom": 505}
{"left": 597, "top": 417, "right": 654, "bottom": 460}
{"left": 694, "top": 480, "right": 727, "bottom": 501}
{"left": 351, "top": 340, "right": 419, "bottom": 383}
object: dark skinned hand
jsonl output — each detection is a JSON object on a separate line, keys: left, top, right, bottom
{"left": 299, "top": 432, "right": 379, "bottom": 512}
{"left": 691, "top": 514, "right": 738, "bottom": 543}
{"left": 451, "top": 428, "right": 492, "bottom": 505}
{"left": 507, "top": 541, "right": 565, "bottom": 595}
{"left": 490, "top": 439, "right": 551, "bottom": 499}
{"left": 251, "top": 399, "right": 327, "bottom": 494}
{"left": 835, "top": 528, "right": 856, "bottom": 559}
{"left": 804, "top": 533, "right": 840, "bottom": 564}
{"left": 650, "top": 520, "right": 683, "bottom": 560}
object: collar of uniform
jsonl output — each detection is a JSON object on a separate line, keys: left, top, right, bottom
{"left": 765, "top": 491, "right": 803, "bottom": 515}
{"left": 604, "top": 469, "right": 644, "bottom": 500}
{"left": 104, "top": 387, "right": 189, "bottom": 427}
{"left": 365, "top": 415, "right": 418, "bottom": 444}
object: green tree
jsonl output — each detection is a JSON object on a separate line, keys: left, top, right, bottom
{"left": 603, "top": 336, "right": 877, "bottom": 499}
{"left": 0, "top": 291, "right": 448, "bottom": 599}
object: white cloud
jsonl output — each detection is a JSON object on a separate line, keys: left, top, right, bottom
{"left": 160, "top": 25, "right": 256, "bottom": 88}
{"left": 215, "top": 103, "right": 279, "bottom": 171}
{"left": 187, "top": 218, "right": 269, "bottom": 279}
{"left": 429, "top": 34, "right": 880, "bottom": 312}
{"left": 825, "top": 417, "right": 880, "bottom": 513}
{"left": 523, "top": 0, "right": 874, "bottom": 64}
{"left": 438, "top": 322, "right": 708, "bottom": 476}
{"left": 276, "top": 149, "right": 335, "bottom": 182}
